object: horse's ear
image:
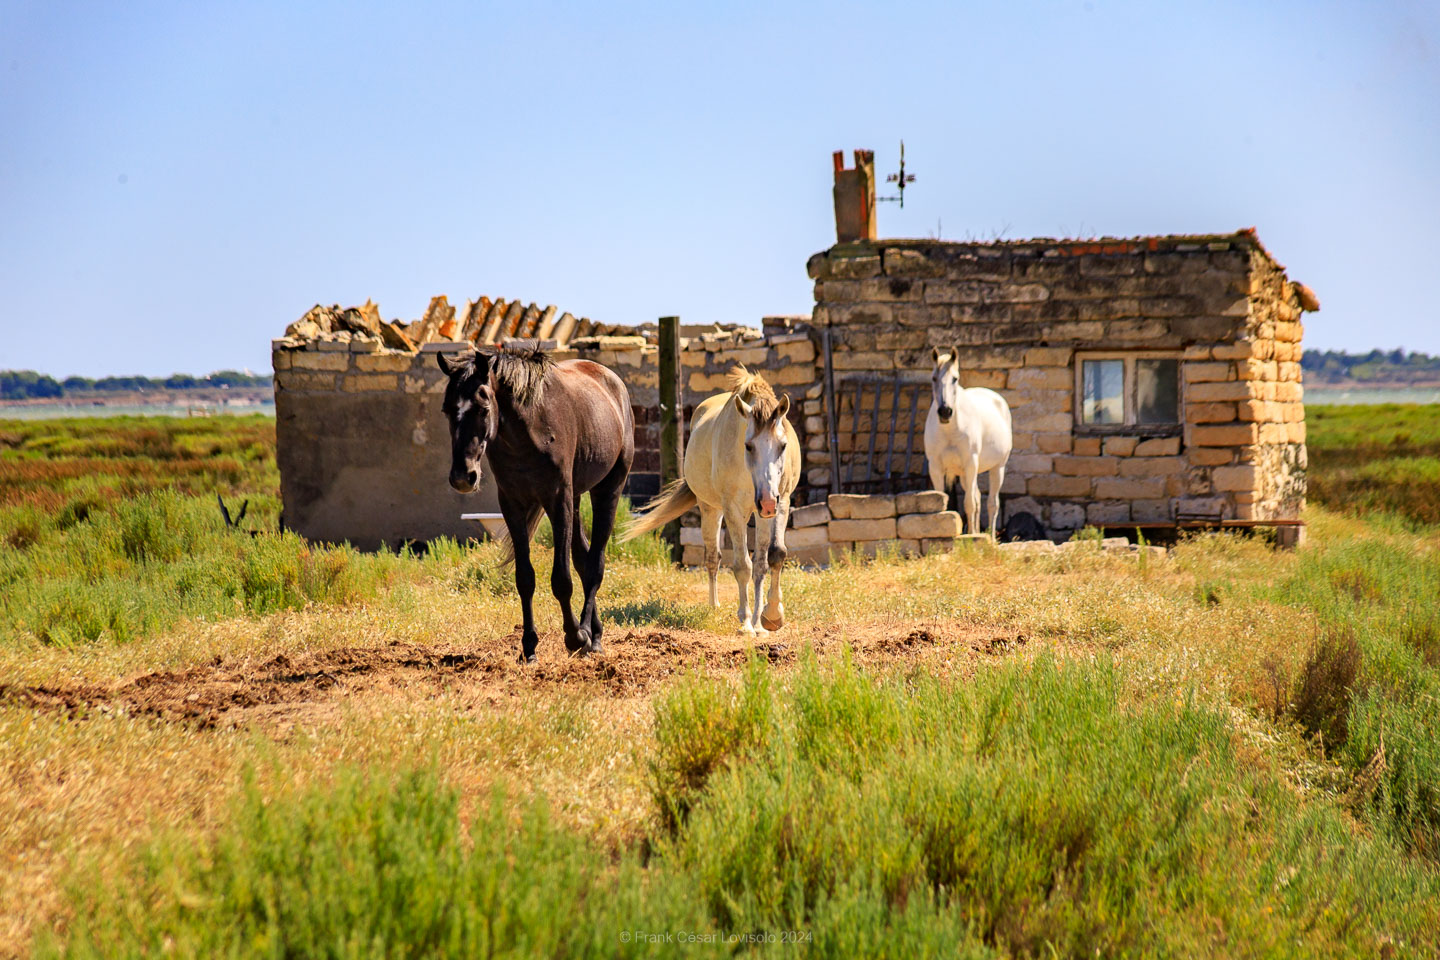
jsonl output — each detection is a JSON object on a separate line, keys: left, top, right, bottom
{"left": 950, "top": 346, "right": 961, "bottom": 367}
{"left": 931, "top": 346, "right": 941, "bottom": 365}
{"left": 733, "top": 394, "right": 753, "bottom": 418}
{"left": 776, "top": 394, "right": 790, "bottom": 419}
{"left": 436, "top": 351, "right": 460, "bottom": 376}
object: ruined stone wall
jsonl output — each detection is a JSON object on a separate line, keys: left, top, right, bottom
{"left": 271, "top": 325, "right": 819, "bottom": 547}
{"left": 272, "top": 341, "right": 494, "bottom": 549}
{"left": 807, "top": 230, "right": 1310, "bottom": 535}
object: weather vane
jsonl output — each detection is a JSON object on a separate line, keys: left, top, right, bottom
{"left": 878, "top": 140, "right": 916, "bottom": 208}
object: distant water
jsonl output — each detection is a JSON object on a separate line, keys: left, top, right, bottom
{"left": 1306, "top": 387, "right": 1440, "bottom": 406}
{"left": 0, "top": 401, "right": 275, "bottom": 421}
{"left": 1, "top": 389, "right": 1433, "bottom": 421}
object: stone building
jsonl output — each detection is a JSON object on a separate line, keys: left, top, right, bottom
{"left": 806, "top": 152, "right": 1316, "bottom": 542}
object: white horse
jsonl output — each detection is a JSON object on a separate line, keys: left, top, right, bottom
{"left": 622, "top": 367, "right": 801, "bottom": 635}
{"left": 923, "top": 346, "right": 1013, "bottom": 538}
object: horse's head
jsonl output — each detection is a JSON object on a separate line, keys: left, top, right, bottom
{"left": 733, "top": 392, "right": 791, "bottom": 519}
{"left": 438, "top": 350, "right": 497, "bottom": 493}
{"left": 931, "top": 345, "right": 961, "bottom": 424}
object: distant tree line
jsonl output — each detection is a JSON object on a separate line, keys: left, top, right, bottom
{"left": 1301, "top": 349, "right": 1440, "bottom": 385}
{"left": 1, "top": 370, "right": 272, "bottom": 400}
{"left": 6, "top": 350, "right": 1436, "bottom": 400}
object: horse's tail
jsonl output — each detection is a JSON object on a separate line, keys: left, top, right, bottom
{"left": 498, "top": 504, "right": 546, "bottom": 566}
{"left": 619, "top": 479, "right": 696, "bottom": 542}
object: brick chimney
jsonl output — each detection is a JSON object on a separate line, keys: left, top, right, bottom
{"left": 832, "top": 149, "right": 876, "bottom": 243}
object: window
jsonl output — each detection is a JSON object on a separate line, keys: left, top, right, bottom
{"left": 1075, "top": 353, "right": 1181, "bottom": 432}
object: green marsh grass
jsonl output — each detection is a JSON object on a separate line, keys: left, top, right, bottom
{"left": 1258, "top": 528, "right": 1440, "bottom": 859}
{"left": 1307, "top": 403, "right": 1440, "bottom": 526}
{"left": 0, "top": 417, "right": 670, "bottom": 645}
{"left": 50, "top": 655, "right": 1440, "bottom": 958}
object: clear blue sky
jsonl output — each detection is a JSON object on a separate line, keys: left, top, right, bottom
{"left": 3, "top": 0, "right": 1437, "bottom": 378}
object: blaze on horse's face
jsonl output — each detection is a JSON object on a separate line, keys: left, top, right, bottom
{"left": 734, "top": 393, "right": 791, "bottom": 519}
{"left": 438, "top": 352, "right": 497, "bottom": 493}
{"left": 931, "top": 346, "right": 962, "bottom": 425}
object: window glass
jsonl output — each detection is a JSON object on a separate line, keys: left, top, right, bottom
{"left": 1081, "top": 359, "right": 1124, "bottom": 424}
{"left": 1136, "top": 359, "right": 1180, "bottom": 424}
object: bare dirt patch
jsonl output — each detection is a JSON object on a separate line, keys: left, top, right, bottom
{"left": 0, "top": 619, "right": 1026, "bottom": 731}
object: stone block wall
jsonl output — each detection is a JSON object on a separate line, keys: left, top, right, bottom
{"left": 677, "top": 491, "right": 1169, "bottom": 568}
{"left": 679, "top": 491, "right": 965, "bottom": 568}
{"left": 806, "top": 229, "right": 1313, "bottom": 535}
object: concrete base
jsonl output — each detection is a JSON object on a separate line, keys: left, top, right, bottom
{"left": 1274, "top": 524, "right": 1307, "bottom": 550}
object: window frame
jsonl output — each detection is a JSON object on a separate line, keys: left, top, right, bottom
{"left": 1073, "top": 350, "right": 1184, "bottom": 436}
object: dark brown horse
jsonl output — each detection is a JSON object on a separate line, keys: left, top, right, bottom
{"left": 438, "top": 346, "right": 633, "bottom": 662}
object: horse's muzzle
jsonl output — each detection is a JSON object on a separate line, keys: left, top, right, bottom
{"left": 757, "top": 496, "right": 778, "bottom": 519}
{"left": 449, "top": 467, "right": 480, "bottom": 493}
{"left": 937, "top": 406, "right": 954, "bottom": 424}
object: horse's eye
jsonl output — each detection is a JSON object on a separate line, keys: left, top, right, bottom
{"left": 745, "top": 442, "right": 754, "bottom": 453}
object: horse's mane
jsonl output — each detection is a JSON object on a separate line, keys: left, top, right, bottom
{"left": 727, "top": 365, "right": 780, "bottom": 421}
{"left": 489, "top": 345, "right": 554, "bottom": 407}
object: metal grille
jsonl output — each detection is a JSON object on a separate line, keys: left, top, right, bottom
{"left": 830, "top": 375, "right": 931, "bottom": 495}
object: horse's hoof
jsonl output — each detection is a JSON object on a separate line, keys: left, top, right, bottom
{"left": 761, "top": 610, "right": 784, "bottom": 631}
{"left": 518, "top": 651, "right": 537, "bottom": 664}
{"left": 566, "top": 627, "right": 591, "bottom": 654}
{"left": 738, "top": 624, "right": 757, "bottom": 638}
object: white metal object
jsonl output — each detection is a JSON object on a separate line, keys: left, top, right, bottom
{"left": 460, "top": 513, "right": 508, "bottom": 539}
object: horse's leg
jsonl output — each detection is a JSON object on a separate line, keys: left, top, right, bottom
{"left": 569, "top": 507, "right": 594, "bottom": 638}
{"left": 963, "top": 454, "right": 982, "bottom": 535}
{"left": 578, "top": 465, "right": 626, "bottom": 654}
{"left": 723, "top": 503, "right": 755, "bottom": 635}
{"left": 760, "top": 497, "right": 789, "bottom": 631}
{"left": 501, "top": 497, "right": 541, "bottom": 663}
{"left": 928, "top": 457, "right": 946, "bottom": 498}
{"left": 545, "top": 490, "right": 588, "bottom": 654}
{"left": 700, "top": 503, "right": 723, "bottom": 608}
{"left": 750, "top": 513, "right": 774, "bottom": 635}
{"left": 570, "top": 507, "right": 590, "bottom": 588}
{"left": 988, "top": 464, "right": 1005, "bottom": 541}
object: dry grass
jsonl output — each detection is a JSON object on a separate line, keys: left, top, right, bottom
{"left": 7, "top": 411, "right": 1440, "bottom": 955}
{"left": 1, "top": 513, "right": 1419, "bottom": 955}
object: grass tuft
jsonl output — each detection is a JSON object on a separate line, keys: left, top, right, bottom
{"left": 1292, "top": 628, "right": 1363, "bottom": 752}
{"left": 650, "top": 656, "right": 772, "bottom": 832}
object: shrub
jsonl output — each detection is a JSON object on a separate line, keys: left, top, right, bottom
{"left": 535, "top": 494, "right": 678, "bottom": 566}
{"left": 604, "top": 597, "right": 711, "bottom": 629}
{"left": 42, "top": 658, "right": 1440, "bottom": 957}
{"left": 45, "top": 770, "right": 705, "bottom": 959}
{"left": 1346, "top": 693, "right": 1440, "bottom": 861}
{"left": 1263, "top": 533, "right": 1440, "bottom": 858}
{"left": 1291, "top": 629, "right": 1363, "bottom": 752}
{"left": 1193, "top": 579, "right": 1224, "bottom": 607}
{"left": 452, "top": 542, "right": 515, "bottom": 596}
{"left": 2, "top": 505, "right": 46, "bottom": 550}
{"left": 650, "top": 657, "right": 772, "bottom": 831}
{"left": 661, "top": 654, "right": 1439, "bottom": 955}
{"left": 116, "top": 493, "right": 204, "bottom": 564}
{"left": 1402, "top": 617, "right": 1440, "bottom": 668}
{"left": 53, "top": 493, "right": 103, "bottom": 531}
